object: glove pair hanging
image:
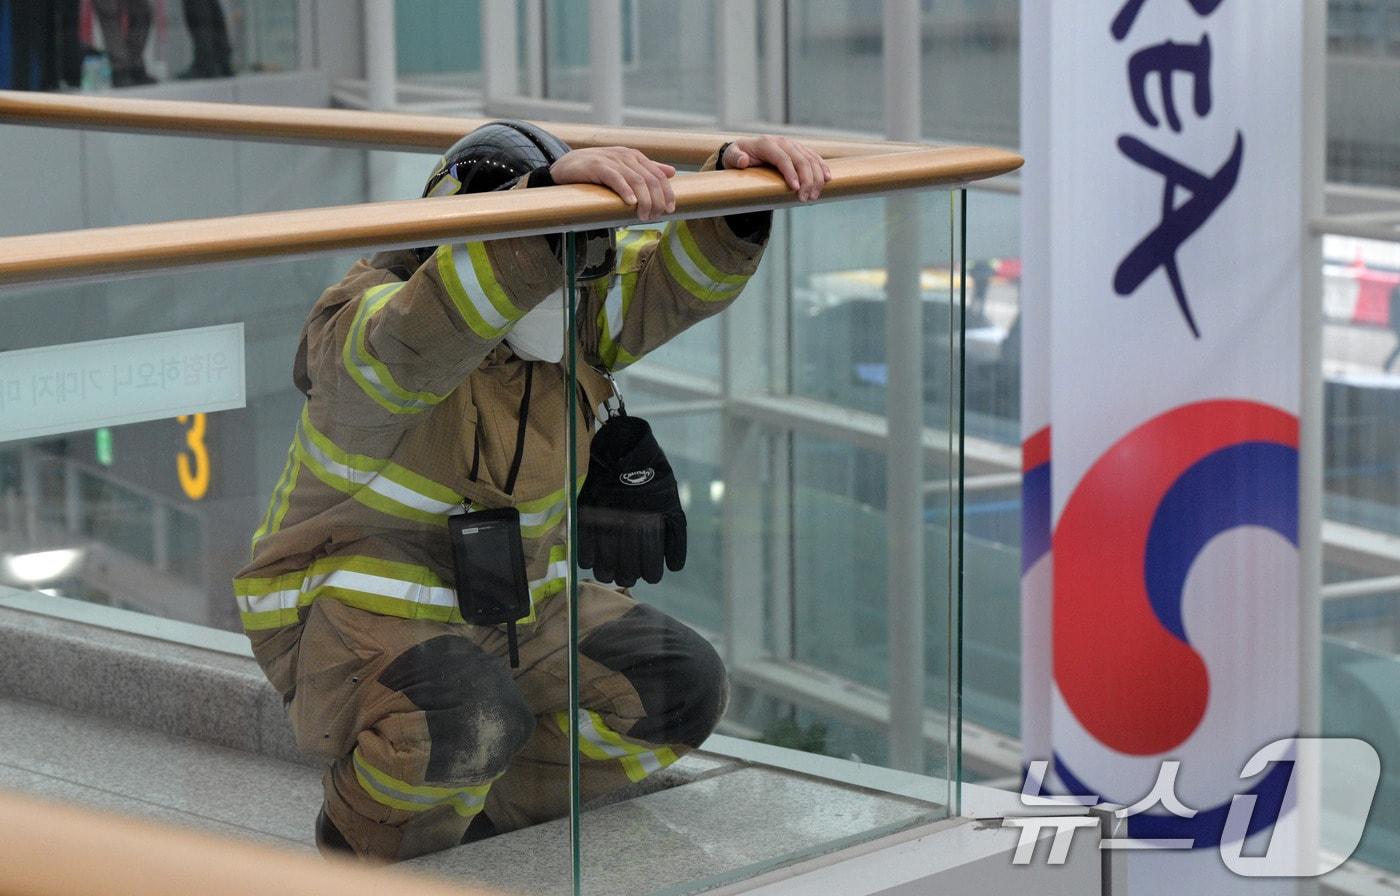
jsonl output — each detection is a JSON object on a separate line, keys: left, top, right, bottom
{"left": 577, "top": 409, "right": 687, "bottom": 588}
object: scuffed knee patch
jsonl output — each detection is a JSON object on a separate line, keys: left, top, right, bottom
{"left": 378, "top": 635, "right": 534, "bottom": 780}
{"left": 580, "top": 604, "right": 728, "bottom": 748}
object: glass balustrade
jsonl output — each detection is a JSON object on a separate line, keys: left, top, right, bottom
{"left": 0, "top": 104, "right": 1001, "bottom": 893}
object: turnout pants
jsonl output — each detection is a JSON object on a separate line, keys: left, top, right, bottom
{"left": 251, "top": 582, "right": 727, "bottom": 861}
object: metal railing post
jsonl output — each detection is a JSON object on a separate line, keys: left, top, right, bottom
{"left": 883, "top": 0, "right": 925, "bottom": 774}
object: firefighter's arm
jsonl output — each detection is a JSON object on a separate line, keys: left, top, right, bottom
{"left": 308, "top": 183, "right": 562, "bottom": 426}
{"left": 579, "top": 137, "right": 830, "bottom": 371}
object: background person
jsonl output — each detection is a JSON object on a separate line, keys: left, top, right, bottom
{"left": 91, "top": 0, "right": 153, "bottom": 86}
{"left": 178, "top": 0, "right": 231, "bottom": 79}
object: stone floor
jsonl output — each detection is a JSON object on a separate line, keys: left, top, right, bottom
{"left": 0, "top": 695, "right": 942, "bottom": 896}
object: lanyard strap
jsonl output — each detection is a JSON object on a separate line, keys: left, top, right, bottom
{"left": 467, "top": 361, "right": 534, "bottom": 498}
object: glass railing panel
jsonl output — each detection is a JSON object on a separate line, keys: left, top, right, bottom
{"left": 0, "top": 255, "right": 350, "bottom": 628}
{"left": 566, "top": 188, "right": 963, "bottom": 894}
{"left": 1324, "top": 628, "right": 1400, "bottom": 869}
{"left": 1319, "top": 227, "right": 1400, "bottom": 883}
{"left": 49, "top": 0, "right": 299, "bottom": 89}
{"left": 0, "top": 111, "right": 1018, "bottom": 890}
{"left": 539, "top": 0, "right": 719, "bottom": 114}
{"left": 0, "top": 246, "right": 578, "bottom": 887}
{"left": 0, "top": 127, "right": 369, "bottom": 237}
{"left": 92, "top": 0, "right": 295, "bottom": 86}
{"left": 783, "top": 2, "right": 1017, "bottom": 146}
{"left": 787, "top": 190, "right": 969, "bottom": 434}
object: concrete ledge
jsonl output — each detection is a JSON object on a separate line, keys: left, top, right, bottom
{"left": 0, "top": 600, "right": 308, "bottom": 767}
{"left": 0, "top": 593, "right": 738, "bottom": 805}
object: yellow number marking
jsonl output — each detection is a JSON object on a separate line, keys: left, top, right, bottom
{"left": 177, "top": 413, "right": 210, "bottom": 500}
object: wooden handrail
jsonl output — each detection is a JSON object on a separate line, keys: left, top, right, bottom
{"left": 0, "top": 93, "right": 1022, "bottom": 286}
{"left": 0, "top": 147, "right": 1021, "bottom": 288}
{"left": 0, "top": 90, "right": 927, "bottom": 163}
{"left": 0, "top": 790, "right": 498, "bottom": 896}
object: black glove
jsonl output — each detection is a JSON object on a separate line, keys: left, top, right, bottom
{"left": 578, "top": 414, "right": 686, "bottom": 587}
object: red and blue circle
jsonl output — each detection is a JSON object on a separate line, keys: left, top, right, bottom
{"left": 1044, "top": 400, "right": 1299, "bottom": 845}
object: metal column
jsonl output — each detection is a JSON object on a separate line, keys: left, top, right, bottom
{"left": 762, "top": 0, "right": 787, "bottom": 123}
{"left": 297, "top": 0, "right": 316, "bottom": 71}
{"left": 482, "top": 0, "right": 519, "bottom": 106}
{"left": 716, "top": 0, "right": 759, "bottom": 128}
{"left": 1298, "top": 0, "right": 1326, "bottom": 885}
{"left": 883, "top": 0, "right": 925, "bottom": 774}
{"left": 589, "top": 0, "right": 624, "bottom": 125}
{"left": 523, "top": 0, "right": 545, "bottom": 98}
{"left": 362, "top": 0, "right": 397, "bottom": 202}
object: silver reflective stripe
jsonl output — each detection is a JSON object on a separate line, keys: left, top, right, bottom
{"left": 665, "top": 225, "right": 744, "bottom": 296}
{"left": 445, "top": 244, "right": 513, "bottom": 333}
{"left": 305, "top": 568, "right": 456, "bottom": 610}
{"left": 296, "top": 424, "right": 459, "bottom": 517}
{"left": 519, "top": 498, "right": 566, "bottom": 531}
{"left": 604, "top": 281, "right": 626, "bottom": 340}
{"left": 236, "top": 588, "right": 300, "bottom": 615}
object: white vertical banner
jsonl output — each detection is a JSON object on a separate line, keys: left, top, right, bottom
{"left": 1025, "top": 1, "right": 1309, "bottom": 891}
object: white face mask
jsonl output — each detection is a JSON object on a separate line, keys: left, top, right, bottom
{"left": 505, "top": 289, "right": 566, "bottom": 363}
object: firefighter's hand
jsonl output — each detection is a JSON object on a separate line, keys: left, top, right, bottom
{"left": 550, "top": 147, "right": 677, "bottom": 222}
{"left": 723, "top": 136, "right": 832, "bottom": 202}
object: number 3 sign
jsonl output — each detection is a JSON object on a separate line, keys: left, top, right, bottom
{"left": 177, "top": 413, "right": 210, "bottom": 501}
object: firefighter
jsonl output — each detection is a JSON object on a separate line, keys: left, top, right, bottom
{"left": 234, "top": 120, "right": 830, "bottom": 861}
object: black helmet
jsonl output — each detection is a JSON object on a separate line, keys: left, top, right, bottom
{"left": 423, "top": 120, "right": 616, "bottom": 280}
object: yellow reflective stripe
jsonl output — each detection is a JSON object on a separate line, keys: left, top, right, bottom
{"left": 234, "top": 556, "right": 463, "bottom": 631}
{"left": 340, "top": 283, "right": 449, "bottom": 415}
{"left": 598, "top": 230, "right": 657, "bottom": 369}
{"left": 238, "top": 607, "right": 302, "bottom": 632}
{"left": 514, "top": 476, "right": 586, "bottom": 538}
{"left": 425, "top": 173, "right": 461, "bottom": 198}
{"left": 554, "top": 710, "right": 680, "bottom": 783}
{"left": 517, "top": 544, "right": 569, "bottom": 625}
{"left": 251, "top": 439, "right": 301, "bottom": 551}
{"left": 296, "top": 407, "right": 460, "bottom": 525}
{"left": 436, "top": 244, "right": 522, "bottom": 340}
{"left": 300, "top": 408, "right": 460, "bottom": 503}
{"left": 660, "top": 220, "right": 748, "bottom": 303}
{"left": 352, "top": 750, "right": 492, "bottom": 817}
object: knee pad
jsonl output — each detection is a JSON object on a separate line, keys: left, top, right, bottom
{"left": 378, "top": 635, "right": 535, "bottom": 780}
{"left": 580, "top": 604, "right": 728, "bottom": 748}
